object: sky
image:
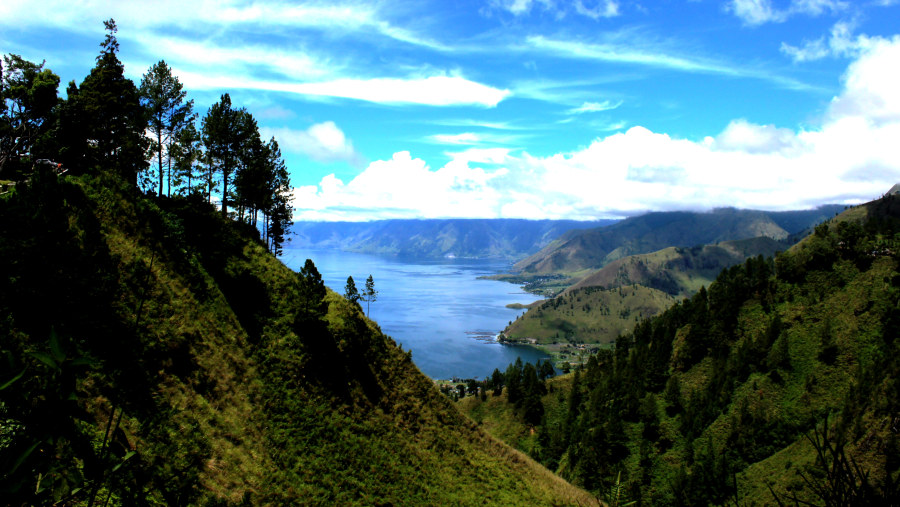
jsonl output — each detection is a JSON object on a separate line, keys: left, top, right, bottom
{"left": 2, "top": 0, "right": 900, "bottom": 221}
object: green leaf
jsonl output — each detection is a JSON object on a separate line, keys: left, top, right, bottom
{"left": 110, "top": 451, "right": 137, "bottom": 473}
{"left": 0, "top": 367, "right": 26, "bottom": 390}
{"left": 49, "top": 327, "right": 66, "bottom": 362}
{"left": 70, "top": 356, "right": 95, "bottom": 367}
{"left": 9, "top": 440, "right": 41, "bottom": 475}
{"left": 29, "top": 351, "right": 57, "bottom": 369}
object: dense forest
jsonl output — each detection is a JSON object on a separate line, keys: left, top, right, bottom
{"left": 463, "top": 194, "right": 900, "bottom": 504}
{"left": 0, "top": 21, "right": 596, "bottom": 505}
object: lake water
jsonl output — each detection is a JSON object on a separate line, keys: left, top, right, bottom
{"left": 279, "top": 247, "right": 549, "bottom": 380}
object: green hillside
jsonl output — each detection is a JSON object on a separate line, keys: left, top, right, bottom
{"left": 513, "top": 207, "right": 841, "bottom": 275}
{"left": 566, "top": 236, "right": 786, "bottom": 297}
{"left": 503, "top": 236, "right": 786, "bottom": 348}
{"left": 462, "top": 195, "right": 900, "bottom": 504}
{"left": 0, "top": 169, "right": 595, "bottom": 505}
{"left": 504, "top": 284, "right": 677, "bottom": 345}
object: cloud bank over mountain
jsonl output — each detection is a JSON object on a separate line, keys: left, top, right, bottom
{"left": 294, "top": 36, "right": 900, "bottom": 221}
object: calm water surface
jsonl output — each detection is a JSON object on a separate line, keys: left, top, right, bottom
{"left": 280, "top": 247, "right": 549, "bottom": 379}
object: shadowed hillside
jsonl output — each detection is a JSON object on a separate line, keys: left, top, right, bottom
{"left": 0, "top": 168, "right": 596, "bottom": 505}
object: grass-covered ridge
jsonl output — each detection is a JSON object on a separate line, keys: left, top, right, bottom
{"left": 0, "top": 168, "right": 595, "bottom": 505}
{"left": 502, "top": 236, "right": 786, "bottom": 347}
{"left": 462, "top": 195, "right": 900, "bottom": 504}
{"left": 513, "top": 206, "right": 841, "bottom": 276}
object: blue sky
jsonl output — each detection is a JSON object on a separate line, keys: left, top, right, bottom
{"left": 3, "top": 0, "right": 900, "bottom": 220}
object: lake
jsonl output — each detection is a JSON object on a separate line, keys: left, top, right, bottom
{"left": 279, "top": 247, "right": 549, "bottom": 380}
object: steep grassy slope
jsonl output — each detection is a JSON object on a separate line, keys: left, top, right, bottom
{"left": 464, "top": 196, "right": 900, "bottom": 504}
{"left": 514, "top": 206, "right": 842, "bottom": 275}
{"left": 503, "top": 237, "right": 785, "bottom": 346}
{"left": 0, "top": 169, "right": 595, "bottom": 505}
{"left": 566, "top": 236, "right": 785, "bottom": 297}
{"left": 504, "top": 285, "right": 677, "bottom": 345}
{"left": 291, "top": 218, "right": 613, "bottom": 260}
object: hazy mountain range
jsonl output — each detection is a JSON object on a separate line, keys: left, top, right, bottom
{"left": 289, "top": 219, "right": 614, "bottom": 260}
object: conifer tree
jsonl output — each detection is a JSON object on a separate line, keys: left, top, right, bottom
{"left": 0, "top": 54, "right": 59, "bottom": 177}
{"left": 491, "top": 368, "right": 504, "bottom": 396}
{"left": 344, "top": 276, "right": 361, "bottom": 307}
{"left": 62, "top": 19, "right": 147, "bottom": 181}
{"left": 139, "top": 60, "right": 194, "bottom": 197}
{"left": 202, "top": 93, "right": 254, "bottom": 215}
{"left": 298, "top": 259, "right": 326, "bottom": 316}
{"left": 171, "top": 120, "right": 202, "bottom": 195}
{"left": 363, "top": 275, "right": 377, "bottom": 317}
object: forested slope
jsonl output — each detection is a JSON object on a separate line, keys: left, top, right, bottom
{"left": 0, "top": 169, "right": 595, "bottom": 505}
{"left": 464, "top": 194, "right": 900, "bottom": 504}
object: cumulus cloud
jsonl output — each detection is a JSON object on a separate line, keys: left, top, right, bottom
{"left": 293, "top": 37, "right": 900, "bottom": 220}
{"left": 707, "top": 119, "right": 801, "bottom": 154}
{"left": 262, "top": 122, "right": 364, "bottom": 167}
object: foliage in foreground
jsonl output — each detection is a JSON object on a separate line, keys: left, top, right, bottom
{"left": 0, "top": 169, "right": 595, "bottom": 505}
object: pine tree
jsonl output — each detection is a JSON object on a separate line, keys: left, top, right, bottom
{"left": 139, "top": 60, "right": 194, "bottom": 197}
{"left": 298, "top": 259, "right": 326, "bottom": 317}
{"left": 0, "top": 54, "right": 60, "bottom": 178}
{"left": 363, "top": 275, "right": 377, "bottom": 317}
{"left": 63, "top": 19, "right": 148, "bottom": 181}
{"left": 344, "top": 276, "right": 361, "bottom": 307}
{"left": 201, "top": 93, "right": 255, "bottom": 215}
{"left": 491, "top": 368, "right": 504, "bottom": 396}
{"left": 171, "top": 121, "right": 202, "bottom": 196}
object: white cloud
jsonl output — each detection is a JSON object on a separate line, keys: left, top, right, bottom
{"left": 488, "top": 0, "right": 619, "bottom": 19}
{"left": 262, "top": 122, "right": 364, "bottom": 167}
{"left": 781, "top": 21, "right": 879, "bottom": 62}
{"left": 293, "top": 151, "right": 508, "bottom": 220}
{"left": 567, "top": 100, "right": 623, "bottom": 114}
{"left": 294, "top": 38, "right": 900, "bottom": 220}
{"left": 728, "top": 0, "right": 848, "bottom": 26}
{"left": 574, "top": 0, "right": 620, "bottom": 19}
{"left": 728, "top": 0, "right": 787, "bottom": 25}
{"left": 0, "top": 0, "right": 447, "bottom": 51}
{"left": 524, "top": 35, "right": 817, "bottom": 90}
{"left": 177, "top": 72, "right": 510, "bottom": 107}
{"left": 426, "top": 131, "right": 524, "bottom": 146}
{"left": 707, "top": 119, "right": 801, "bottom": 154}
{"left": 429, "top": 133, "right": 484, "bottom": 145}
{"left": 488, "top": 0, "right": 554, "bottom": 16}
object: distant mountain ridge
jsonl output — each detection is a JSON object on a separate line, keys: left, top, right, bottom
{"left": 290, "top": 218, "right": 615, "bottom": 260}
{"left": 514, "top": 206, "right": 844, "bottom": 274}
